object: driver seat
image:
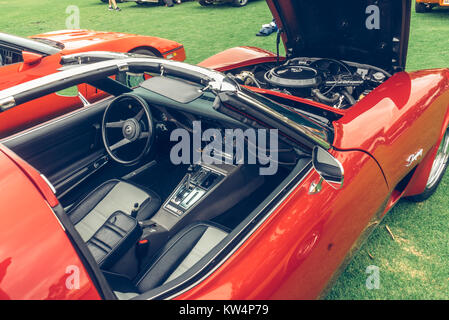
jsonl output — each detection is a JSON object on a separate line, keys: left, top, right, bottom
{"left": 68, "top": 179, "right": 161, "bottom": 242}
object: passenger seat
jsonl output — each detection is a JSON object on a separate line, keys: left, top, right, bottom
{"left": 104, "top": 222, "right": 230, "bottom": 299}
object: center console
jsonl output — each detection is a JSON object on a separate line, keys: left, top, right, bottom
{"left": 140, "top": 161, "right": 264, "bottom": 238}
{"left": 164, "top": 165, "right": 224, "bottom": 217}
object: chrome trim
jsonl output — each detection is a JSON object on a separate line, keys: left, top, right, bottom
{"left": 40, "top": 174, "right": 57, "bottom": 194}
{"left": 0, "top": 96, "right": 16, "bottom": 112}
{"left": 117, "top": 62, "right": 129, "bottom": 72}
{"left": 405, "top": 148, "right": 423, "bottom": 168}
{"left": 308, "top": 177, "right": 323, "bottom": 195}
{"left": 199, "top": 163, "right": 231, "bottom": 176}
{"left": 47, "top": 203, "right": 66, "bottom": 232}
{"left": 0, "top": 57, "right": 237, "bottom": 102}
{"left": 426, "top": 129, "right": 449, "bottom": 189}
{"left": 60, "top": 51, "right": 132, "bottom": 65}
{"left": 162, "top": 166, "right": 227, "bottom": 219}
{"left": 78, "top": 92, "right": 90, "bottom": 107}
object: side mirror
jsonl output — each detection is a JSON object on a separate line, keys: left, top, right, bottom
{"left": 312, "top": 146, "right": 344, "bottom": 189}
{"left": 22, "top": 51, "right": 43, "bottom": 65}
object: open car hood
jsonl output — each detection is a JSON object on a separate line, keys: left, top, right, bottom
{"left": 267, "top": 0, "right": 411, "bottom": 74}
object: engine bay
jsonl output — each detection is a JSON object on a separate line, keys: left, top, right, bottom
{"left": 229, "top": 57, "right": 391, "bottom": 110}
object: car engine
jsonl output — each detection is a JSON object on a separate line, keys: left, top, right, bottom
{"left": 230, "top": 58, "right": 390, "bottom": 110}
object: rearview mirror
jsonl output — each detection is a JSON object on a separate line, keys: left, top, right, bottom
{"left": 312, "top": 146, "right": 344, "bottom": 189}
{"left": 22, "top": 51, "right": 43, "bottom": 65}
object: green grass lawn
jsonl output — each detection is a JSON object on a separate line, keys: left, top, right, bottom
{"left": 1, "top": 0, "right": 448, "bottom": 300}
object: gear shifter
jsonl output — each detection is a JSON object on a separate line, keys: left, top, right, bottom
{"left": 175, "top": 174, "right": 192, "bottom": 203}
{"left": 185, "top": 173, "right": 192, "bottom": 189}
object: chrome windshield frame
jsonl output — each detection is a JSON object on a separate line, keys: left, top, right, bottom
{"left": 0, "top": 56, "right": 331, "bottom": 149}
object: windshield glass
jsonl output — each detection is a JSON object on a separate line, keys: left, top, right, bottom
{"left": 239, "top": 86, "right": 333, "bottom": 147}
{"left": 0, "top": 33, "right": 61, "bottom": 55}
{"left": 31, "top": 37, "right": 65, "bottom": 50}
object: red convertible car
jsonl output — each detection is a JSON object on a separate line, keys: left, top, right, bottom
{"left": 0, "top": 0, "right": 448, "bottom": 300}
{"left": 0, "top": 30, "right": 185, "bottom": 138}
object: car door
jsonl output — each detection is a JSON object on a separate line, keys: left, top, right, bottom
{"left": 0, "top": 97, "right": 111, "bottom": 199}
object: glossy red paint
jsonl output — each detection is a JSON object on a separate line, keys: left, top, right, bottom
{"left": 404, "top": 96, "right": 449, "bottom": 197}
{"left": 0, "top": 146, "right": 100, "bottom": 300}
{"left": 173, "top": 64, "right": 449, "bottom": 299}
{"left": 0, "top": 30, "right": 186, "bottom": 138}
{"left": 32, "top": 30, "right": 186, "bottom": 60}
{"left": 197, "top": 46, "right": 282, "bottom": 72}
{"left": 176, "top": 150, "right": 389, "bottom": 299}
{"left": 21, "top": 51, "right": 43, "bottom": 66}
{"left": 2, "top": 68, "right": 449, "bottom": 300}
{"left": 333, "top": 69, "right": 449, "bottom": 190}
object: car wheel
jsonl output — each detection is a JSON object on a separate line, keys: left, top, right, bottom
{"left": 130, "top": 49, "right": 158, "bottom": 57}
{"left": 409, "top": 128, "right": 449, "bottom": 202}
{"left": 232, "top": 0, "right": 248, "bottom": 7}
{"left": 199, "top": 0, "right": 213, "bottom": 6}
{"left": 415, "top": 2, "right": 431, "bottom": 13}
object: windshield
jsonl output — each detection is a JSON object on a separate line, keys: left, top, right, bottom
{"left": 239, "top": 86, "right": 333, "bottom": 148}
{"left": 0, "top": 32, "right": 61, "bottom": 55}
{"left": 31, "top": 37, "right": 65, "bottom": 50}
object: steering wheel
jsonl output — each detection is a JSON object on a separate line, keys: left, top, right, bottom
{"left": 102, "top": 94, "right": 154, "bottom": 165}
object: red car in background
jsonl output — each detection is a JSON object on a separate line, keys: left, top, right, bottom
{"left": 0, "top": 30, "right": 185, "bottom": 138}
{"left": 415, "top": 0, "right": 449, "bottom": 12}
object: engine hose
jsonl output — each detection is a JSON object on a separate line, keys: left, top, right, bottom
{"left": 311, "top": 89, "right": 340, "bottom": 104}
{"left": 342, "top": 89, "right": 356, "bottom": 105}
{"left": 247, "top": 74, "right": 261, "bottom": 88}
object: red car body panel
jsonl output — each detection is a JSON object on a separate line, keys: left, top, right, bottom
{"left": 198, "top": 46, "right": 282, "bottom": 72}
{"left": 1, "top": 68, "right": 449, "bottom": 300}
{"left": 177, "top": 151, "right": 389, "bottom": 299}
{"left": 32, "top": 30, "right": 185, "bottom": 59}
{"left": 0, "top": 146, "right": 100, "bottom": 300}
{"left": 0, "top": 30, "right": 185, "bottom": 138}
{"left": 2, "top": 1, "right": 449, "bottom": 299}
{"left": 333, "top": 69, "right": 449, "bottom": 192}
{"left": 175, "top": 69, "right": 449, "bottom": 300}
{"left": 0, "top": 54, "right": 83, "bottom": 138}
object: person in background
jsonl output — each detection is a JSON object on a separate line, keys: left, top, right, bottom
{"left": 108, "top": 0, "right": 121, "bottom": 11}
{"left": 164, "top": 0, "right": 181, "bottom": 7}
{"left": 256, "top": 19, "right": 278, "bottom": 36}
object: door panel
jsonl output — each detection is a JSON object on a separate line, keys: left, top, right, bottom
{"left": 1, "top": 98, "right": 112, "bottom": 196}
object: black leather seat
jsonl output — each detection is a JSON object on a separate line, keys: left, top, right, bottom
{"left": 103, "top": 222, "right": 230, "bottom": 300}
{"left": 68, "top": 179, "right": 161, "bottom": 243}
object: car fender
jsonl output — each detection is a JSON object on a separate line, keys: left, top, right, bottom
{"left": 333, "top": 69, "right": 449, "bottom": 192}
{"left": 0, "top": 146, "right": 100, "bottom": 299}
{"left": 175, "top": 150, "right": 389, "bottom": 299}
{"left": 197, "top": 46, "right": 282, "bottom": 72}
{"left": 404, "top": 83, "right": 449, "bottom": 197}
